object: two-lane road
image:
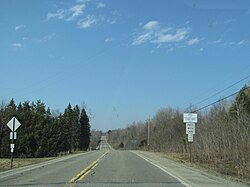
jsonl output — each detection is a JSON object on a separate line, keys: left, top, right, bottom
{"left": 0, "top": 151, "right": 107, "bottom": 187}
{"left": 0, "top": 149, "right": 245, "bottom": 187}
{"left": 0, "top": 150, "right": 185, "bottom": 187}
{"left": 80, "top": 150, "right": 185, "bottom": 187}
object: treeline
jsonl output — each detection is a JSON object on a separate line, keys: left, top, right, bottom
{"left": 0, "top": 99, "right": 91, "bottom": 158}
{"left": 108, "top": 85, "right": 250, "bottom": 179}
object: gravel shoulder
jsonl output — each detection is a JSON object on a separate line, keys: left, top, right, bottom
{"left": 132, "top": 151, "right": 249, "bottom": 187}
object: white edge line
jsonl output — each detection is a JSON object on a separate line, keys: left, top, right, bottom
{"left": 132, "top": 151, "right": 191, "bottom": 187}
{"left": 0, "top": 151, "right": 97, "bottom": 179}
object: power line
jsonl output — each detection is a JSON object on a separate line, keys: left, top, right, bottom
{"left": 192, "top": 86, "right": 250, "bottom": 113}
{"left": 193, "top": 74, "right": 250, "bottom": 106}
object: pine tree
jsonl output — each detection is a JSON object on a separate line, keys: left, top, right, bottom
{"left": 72, "top": 105, "right": 80, "bottom": 151}
{"left": 62, "top": 104, "right": 73, "bottom": 153}
{"left": 230, "top": 85, "right": 250, "bottom": 120}
{"left": 79, "top": 108, "right": 90, "bottom": 150}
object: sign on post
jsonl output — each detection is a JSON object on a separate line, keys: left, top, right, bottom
{"left": 188, "top": 133, "right": 193, "bottom": 142}
{"left": 6, "top": 117, "right": 22, "bottom": 168}
{"left": 7, "top": 117, "right": 21, "bottom": 131}
{"left": 183, "top": 113, "right": 197, "bottom": 163}
{"left": 183, "top": 113, "right": 197, "bottom": 123}
{"left": 186, "top": 123, "right": 195, "bottom": 134}
{"left": 10, "top": 132, "right": 17, "bottom": 140}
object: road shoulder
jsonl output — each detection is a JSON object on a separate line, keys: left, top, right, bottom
{"left": 132, "top": 151, "right": 248, "bottom": 187}
{"left": 0, "top": 151, "right": 93, "bottom": 180}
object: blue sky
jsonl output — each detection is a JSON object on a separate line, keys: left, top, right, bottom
{"left": 1, "top": 0, "right": 250, "bottom": 131}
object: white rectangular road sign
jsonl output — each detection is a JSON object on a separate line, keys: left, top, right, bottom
{"left": 10, "top": 132, "right": 17, "bottom": 140}
{"left": 183, "top": 113, "right": 197, "bottom": 123}
{"left": 188, "top": 134, "right": 193, "bottom": 142}
{"left": 6, "top": 117, "right": 21, "bottom": 131}
{"left": 186, "top": 123, "right": 195, "bottom": 134}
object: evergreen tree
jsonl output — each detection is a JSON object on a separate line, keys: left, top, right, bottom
{"left": 32, "top": 100, "right": 47, "bottom": 157}
{"left": 0, "top": 99, "right": 92, "bottom": 157}
{"left": 0, "top": 99, "right": 17, "bottom": 157}
{"left": 62, "top": 104, "right": 73, "bottom": 153}
{"left": 79, "top": 108, "right": 91, "bottom": 150}
{"left": 230, "top": 85, "right": 250, "bottom": 120}
{"left": 72, "top": 105, "right": 80, "bottom": 151}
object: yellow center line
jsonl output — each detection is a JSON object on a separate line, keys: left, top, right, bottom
{"left": 63, "top": 150, "right": 109, "bottom": 187}
{"left": 79, "top": 163, "right": 99, "bottom": 181}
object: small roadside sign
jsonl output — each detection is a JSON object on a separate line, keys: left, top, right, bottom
{"left": 183, "top": 113, "right": 197, "bottom": 163}
{"left": 10, "top": 144, "right": 15, "bottom": 153}
{"left": 131, "top": 139, "right": 137, "bottom": 144}
{"left": 188, "top": 134, "right": 193, "bottom": 142}
{"left": 183, "top": 113, "right": 197, "bottom": 123}
{"left": 10, "top": 132, "right": 17, "bottom": 140}
{"left": 7, "top": 117, "right": 21, "bottom": 132}
{"left": 186, "top": 123, "right": 195, "bottom": 134}
{"left": 6, "top": 116, "right": 22, "bottom": 169}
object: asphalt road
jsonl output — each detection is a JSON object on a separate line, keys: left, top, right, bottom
{"left": 78, "top": 150, "right": 185, "bottom": 187}
{"left": 0, "top": 151, "right": 107, "bottom": 187}
{"left": 0, "top": 135, "right": 246, "bottom": 187}
{"left": 0, "top": 150, "right": 186, "bottom": 187}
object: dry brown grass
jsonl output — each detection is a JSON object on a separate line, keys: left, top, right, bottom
{"left": 0, "top": 157, "right": 54, "bottom": 172}
{"left": 159, "top": 152, "right": 250, "bottom": 184}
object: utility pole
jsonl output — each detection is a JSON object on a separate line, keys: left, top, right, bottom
{"left": 147, "top": 116, "right": 150, "bottom": 151}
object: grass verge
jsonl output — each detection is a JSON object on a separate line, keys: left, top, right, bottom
{"left": 0, "top": 151, "right": 87, "bottom": 172}
{"left": 0, "top": 157, "right": 55, "bottom": 172}
{"left": 157, "top": 152, "right": 250, "bottom": 185}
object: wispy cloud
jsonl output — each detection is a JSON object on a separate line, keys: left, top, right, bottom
{"left": 187, "top": 37, "right": 200, "bottom": 45}
{"left": 225, "top": 19, "right": 235, "bottom": 24}
{"left": 97, "top": 2, "right": 105, "bottom": 9}
{"left": 209, "top": 38, "right": 247, "bottom": 47}
{"left": 47, "top": 9, "right": 66, "bottom": 20}
{"left": 47, "top": 4, "right": 85, "bottom": 21}
{"left": 237, "top": 40, "right": 246, "bottom": 45}
{"left": 15, "top": 25, "right": 25, "bottom": 30}
{"left": 11, "top": 43, "right": 22, "bottom": 48}
{"left": 36, "top": 33, "right": 56, "bottom": 42}
{"left": 208, "top": 39, "right": 249, "bottom": 47}
{"left": 107, "top": 18, "right": 117, "bottom": 25}
{"left": 104, "top": 37, "right": 113, "bottom": 43}
{"left": 143, "top": 21, "right": 159, "bottom": 30}
{"left": 67, "top": 4, "right": 85, "bottom": 21}
{"left": 132, "top": 21, "right": 190, "bottom": 47}
{"left": 154, "top": 29, "right": 189, "bottom": 43}
{"left": 210, "top": 39, "right": 222, "bottom": 44}
{"left": 132, "top": 32, "right": 153, "bottom": 45}
{"left": 77, "top": 15, "right": 97, "bottom": 29}
{"left": 76, "top": 0, "right": 91, "bottom": 3}
{"left": 47, "top": 1, "right": 116, "bottom": 29}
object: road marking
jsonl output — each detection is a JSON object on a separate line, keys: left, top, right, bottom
{"left": 0, "top": 151, "right": 92, "bottom": 180}
{"left": 64, "top": 151, "right": 109, "bottom": 187}
{"left": 132, "top": 151, "right": 191, "bottom": 187}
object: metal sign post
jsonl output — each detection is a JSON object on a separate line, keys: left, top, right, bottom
{"left": 6, "top": 117, "right": 22, "bottom": 169}
{"left": 11, "top": 118, "right": 15, "bottom": 169}
{"left": 183, "top": 113, "right": 197, "bottom": 163}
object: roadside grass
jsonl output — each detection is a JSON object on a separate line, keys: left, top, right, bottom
{"left": 159, "top": 152, "right": 250, "bottom": 184}
{"left": 0, "top": 151, "right": 87, "bottom": 172}
{"left": 0, "top": 157, "right": 55, "bottom": 172}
